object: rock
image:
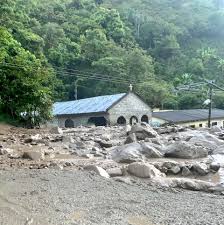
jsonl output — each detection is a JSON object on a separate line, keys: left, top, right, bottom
{"left": 124, "top": 133, "right": 137, "bottom": 144}
{"left": 23, "top": 151, "right": 45, "bottom": 161}
{"left": 62, "top": 136, "right": 74, "bottom": 143}
{"left": 127, "top": 162, "right": 165, "bottom": 178}
{"left": 169, "top": 178, "right": 215, "bottom": 192}
{"left": 81, "top": 154, "right": 94, "bottom": 159}
{"left": 192, "top": 163, "right": 209, "bottom": 176}
{"left": 169, "top": 165, "right": 181, "bottom": 175}
{"left": 130, "top": 123, "right": 158, "bottom": 140}
{"left": 106, "top": 168, "right": 123, "bottom": 177}
{"left": 141, "top": 142, "right": 163, "bottom": 158}
{"left": 84, "top": 165, "right": 110, "bottom": 179}
{"left": 113, "top": 177, "right": 132, "bottom": 185}
{"left": 164, "top": 141, "right": 208, "bottom": 159}
{"left": 97, "top": 140, "right": 113, "bottom": 148}
{"left": 0, "top": 147, "right": 13, "bottom": 155}
{"left": 50, "top": 127, "right": 63, "bottom": 135}
{"left": 125, "top": 125, "right": 132, "bottom": 134}
{"left": 213, "top": 145, "right": 224, "bottom": 154}
{"left": 210, "top": 162, "right": 220, "bottom": 173}
{"left": 24, "top": 134, "right": 42, "bottom": 143}
{"left": 181, "top": 166, "right": 191, "bottom": 177}
{"left": 50, "top": 162, "right": 63, "bottom": 170}
{"left": 110, "top": 143, "right": 144, "bottom": 163}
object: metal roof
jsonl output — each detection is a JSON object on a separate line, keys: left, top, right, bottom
{"left": 152, "top": 109, "right": 224, "bottom": 123}
{"left": 53, "top": 93, "right": 126, "bottom": 116}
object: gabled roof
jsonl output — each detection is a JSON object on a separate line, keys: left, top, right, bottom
{"left": 152, "top": 109, "right": 224, "bottom": 123}
{"left": 53, "top": 93, "right": 126, "bottom": 116}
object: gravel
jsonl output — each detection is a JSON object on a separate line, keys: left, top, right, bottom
{"left": 0, "top": 169, "right": 224, "bottom": 225}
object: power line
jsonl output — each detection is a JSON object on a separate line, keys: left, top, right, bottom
{"left": 0, "top": 62, "right": 155, "bottom": 85}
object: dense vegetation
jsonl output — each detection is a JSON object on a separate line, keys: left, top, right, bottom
{"left": 1, "top": 0, "right": 224, "bottom": 124}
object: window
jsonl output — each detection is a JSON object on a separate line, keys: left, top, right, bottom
{"left": 190, "top": 125, "right": 195, "bottom": 128}
{"left": 199, "top": 124, "right": 203, "bottom": 127}
{"left": 88, "top": 117, "right": 107, "bottom": 126}
{"left": 117, "top": 116, "right": 126, "bottom": 125}
{"left": 212, "top": 122, "right": 218, "bottom": 126}
{"left": 130, "top": 116, "right": 138, "bottom": 125}
{"left": 65, "top": 119, "right": 74, "bottom": 128}
{"left": 141, "top": 115, "right": 149, "bottom": 123}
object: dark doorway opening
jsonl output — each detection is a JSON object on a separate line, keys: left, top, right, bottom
{"left": 141, "top": 115, "right": 149, "bottom": 123}
{"left": 88, "top": 117, "right": 107, "bottom": 126}
{"left": 117, "top": 116, "right": 126, "bottom": 125}
{"left": 65, "top": 119, "right": 74, "bottom": 128}
{"left": 130, "top": 116, "right": 138, "bottom": 125}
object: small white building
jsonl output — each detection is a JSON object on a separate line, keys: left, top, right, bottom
{"left": 152, "top": 109, "right": 224, "bottom": 128}
{"left": 53, "top": 92, "right": 152, "bottom": 128}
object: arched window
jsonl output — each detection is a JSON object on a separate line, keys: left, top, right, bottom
{"left": 65, "top": 119, "right": 74, "bottom": 128}
{"left": 88, "top": 117, "right": 107, "bottom": 126}
{"left": 141, "top": 115, "right": 149, "bottom": 123}
{"left": 130, "top": 116, "right": 138, "bottom": 125}
{"left": 117, "top": 116, "right": 126, "bottom": 125}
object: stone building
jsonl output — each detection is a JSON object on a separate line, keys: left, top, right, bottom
{"left": 152, "top": 109, "right": 224, "bottom": 128}
{"left": 53, "top": 92, "right": 151, "bottom": 128}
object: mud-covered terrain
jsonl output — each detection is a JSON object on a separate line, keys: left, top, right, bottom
{"left": 1, "top": 169, "right": 224, "bottom": 225}
{"left": 1, "top": 123, "right": 224, "bottom": 225}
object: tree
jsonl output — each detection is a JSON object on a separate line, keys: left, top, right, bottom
{"left": 0, "top": 27, "right": 55, "bottom": 126}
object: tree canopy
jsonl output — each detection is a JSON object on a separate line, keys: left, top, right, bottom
{"left": 1, "top": 0, "right": 224, "bottom": 124}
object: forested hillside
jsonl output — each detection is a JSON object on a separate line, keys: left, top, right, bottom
{"left": 1, "top": 0, "right": 224, "bottom": 124}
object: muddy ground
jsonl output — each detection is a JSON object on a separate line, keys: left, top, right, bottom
{"left": 1, "top": 124, "right": 224, "bottom": 225}
{"left": 1, "top": 169, "right": 224, "bottom": 225}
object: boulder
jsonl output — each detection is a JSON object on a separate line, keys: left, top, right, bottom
{"left": 84, "top": 165, "right": 110, "bottom": 179}
{"left": 181, "top": 166, "right": 192, "bottom": 177}
{"left": 169, "top": 165, "right": 181, "bottom": 175}
{"left": 130, "top": 123, "right": 158, "bottom": 140}
{"left": 106, "top": 168, "right": 123, "bottom": 177}
{"left": 23, "top": 151, "right": 45, "bottom": 161}
{"left": 50, "top": 127, "right": 63, "bottom": 135}
{"left": 141, "top": 142, "right": 163, "bottom": 158}
{"left": 0, "top": 147, "right": 13, "bottom": 155}
{"left": 192, "top": 163, "right": 209, "bottom": 176}
{"left": 210, "top": 162, "right": 221, "bottom": 173}
{"left": 127, "top": 162, "right": 165, "bottom": 178}
{"left": 110, "top": 143, "right": 144, "bottom": 163}
{"left": 164, "top": 141, "right": 208, "bottom": 159}
{"left": 124, "top": 133, "right": 137, "bottom": 144}
{"left": 97, "top": 140, "right": 113, "bottom": 148}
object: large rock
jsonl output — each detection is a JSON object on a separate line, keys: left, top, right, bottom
{"left": 164, "top": 141, "right": 208, "bottom": 159}
{"left": 181, "top": 166, "right": 192, "bottom": 177}
{"left": 127, "top": 162, "right": 165, "bottom": 178}
{"left": 50, "top": 127, "right": 63, "bottom": 135}
{"left": 106, "top": 168, "right": 123, "bottom": 177}
{"left": 129, "top": 123, "right": 158, "bottom": 140}
{"left": 192, "top": 163, "right": 209, "bottom": 176}
{"left": 0, "top": 147, "right": 13, "bottom": 155}
{"left": 124, "top": 133, "right": 137, "bottom": 144}
{"left": 141, "top": 142, "right": 163, "bottom": 158}
{"left": 84, "top": 165, "right": 110, "bottom": 178}
{"left": 23, "top": 151, "right": 45, "bottom": 161}
{"left": 110, "top": 143, "right": 144, "bottom": 163}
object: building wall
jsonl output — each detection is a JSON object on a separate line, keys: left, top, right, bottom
{"left": 152, "top": 117, "right": 224, "bottom": 128}
{"left": 108, "top": 92, "right": 152, "bottom": 125}
{"left": 57, "top": 113, "right": 109, "bottom": 128}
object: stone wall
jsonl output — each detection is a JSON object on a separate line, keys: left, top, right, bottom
{"left": 57, "top": 113, "right": 109, "bottom": 128}
{"left": 108, "top": 92, "right": 152, "bottom": 125}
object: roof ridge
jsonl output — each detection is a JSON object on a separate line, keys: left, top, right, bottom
{"left": 54, "top": 93, "right": 126, "bottom": 104}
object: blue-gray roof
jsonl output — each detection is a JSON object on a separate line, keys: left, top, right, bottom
{"left": 53, "top": 93, "right": 126, "bottom": 116}
{"left": 153, "top": 109, "right": 224, "bottom": 123}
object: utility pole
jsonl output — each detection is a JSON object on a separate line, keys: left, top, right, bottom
{"left": 208, "top": 84, "right": 213, "bottom": 128}
{"left": 74, "top": 79, "right": 79, "bottom": 100}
